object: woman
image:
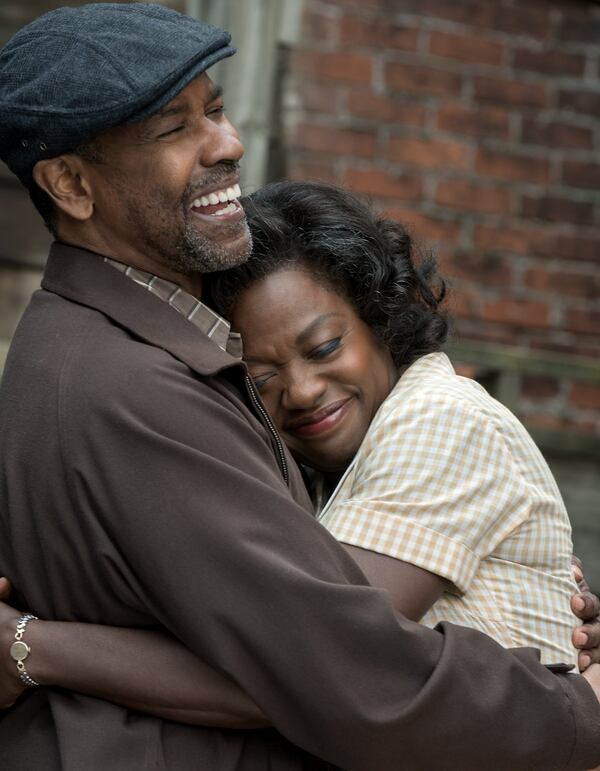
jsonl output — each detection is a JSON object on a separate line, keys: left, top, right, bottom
{"left": 1, "top": 181, "right": 599, "bottom": 722}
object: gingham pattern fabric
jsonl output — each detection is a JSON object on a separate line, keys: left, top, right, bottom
{"left": 104, "top": 258, "right": 242, "bottom": 358}
{"left": 319, "top": 352, "right": 578, "bottom": 665}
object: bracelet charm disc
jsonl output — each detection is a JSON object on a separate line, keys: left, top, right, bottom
{"left": 10, "top": 639, "right": 30, "bottom": 662}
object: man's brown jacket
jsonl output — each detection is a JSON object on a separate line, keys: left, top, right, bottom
{"left": 0, "top": 243, "right": 599, "bottom": 771}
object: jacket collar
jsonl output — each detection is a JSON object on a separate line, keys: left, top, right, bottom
{"left": 42, "top": 241, "right": 243, "bottom": 379}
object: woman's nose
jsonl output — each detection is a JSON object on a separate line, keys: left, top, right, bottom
{"left": 281, "top": 371, "right": 327, "bottom": 411}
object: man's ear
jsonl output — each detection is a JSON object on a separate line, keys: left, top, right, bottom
{"left": 32, "top": 155, "right": 95, "bottom": 221}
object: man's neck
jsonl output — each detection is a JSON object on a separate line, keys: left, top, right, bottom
{"left": 56, "top": 234, "right": 203, "bottom": 299}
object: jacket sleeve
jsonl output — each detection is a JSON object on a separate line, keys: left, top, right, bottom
{"left": 62, "top": 347, "right": 600, "bottom": 771}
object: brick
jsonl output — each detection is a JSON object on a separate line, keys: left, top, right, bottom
{"left": 323, "top": 0, "right": 386, "bottom": 8}
{"left": 429, "top": 31, "right": 505, "bottom": 66}
{"left": 292, "top": 51, "right": 372, "bottom": 85}
{"left": 435, "top": 179, "right": 512, "bottom": 216}
{"left": 340, "top": 16, "right": 418, "bottom": 51}
{"left": 525, "top": 268, "right": 600, "bottom": 299}
{"left": 388, "top": 135, "right": 469, "bottom": 170}
{"left": 521, "top": 375, "right": 560, "bottom": 400}
{"left": 523, "top": 269, "right": 552, "bottom": 292}
{"left": 558, "top": 89, "right": 600, "bottom": 116}
{"left": 521, "top": 120, "right": 593, "bottom": 151}
{"left": 288, "top": 158, "right": 339, "bottom": 185}
{"left": 298, "top": 83, "right": 342, "bottom": 114}
{"left": 514, "top": 48, "right": 585, "bottom": 77}
{"left": 443, "top": 249, "right": 512, "bottom": 286}
{"left": 562, "top": 160, "right": 600, "bottom": 191}
{"left": 481, "top": 298, "right": 550, "bottom": 328}
{"left": 461, "top": 326, "right": 517, "bottom": 347}
{"left": 521, "top": 195, "right": 595, "bottom": 227}
{"left": 571, "top": 382, "right": 600, "bottom": 411}
{"left": 551, "top": 235, "right": 600, "bottom": 263}
{"left": 293, "top": 123, "right": 377, "bottom": 158}
{"left": 384, "top": 207, "right": 462, "bottom": 244}
{"left": 475, "top": 149, "right": 550, "bottom": 185}
{"left": 386, "top": 62, "right": 462, "bottom": 98}
{"left": 474, "top": 224, "right": 543, "bottom": 255}
{"left": 347, "top": 91, "right": 427, "bottom": 127}
{"left": 437, "top": 103, "right": 510, "bottom": 141}
{"left": 571, "top": 346, "right": 600, "bottom": 359}
{"left": 448, "top": 287, "right": 479, "bottom": 320}
{"left": 473, "top": 225, "right": 600, "bottom": 264}
{"left": 453, "top": 362, "right": 479, "bottom": 379}
{"left": 558, "top": 17, "right": 600, "bottom": 44}
{"left": 343, "top": 168, "right": 423, "bottom": 200}
{"left": 474, "top": 76, "right": 547, "bottom": 109}
{"left": 525, "top": 414, "right": 598, "bottom": 435}
{"left": 565, "top": 309, "right": 600, "bottom": 335}
{"left": 418, "top": 1, "right": 552, "bottom": 39}
{"left": 301, "top": 10, "right": 338, "bottom": 42}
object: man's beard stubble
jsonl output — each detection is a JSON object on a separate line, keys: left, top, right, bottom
{"left": 168, "top": 212, "right": 252, "bottom": 275}
{"left": 125, "top": 162, "right": 252, "bottom": 276}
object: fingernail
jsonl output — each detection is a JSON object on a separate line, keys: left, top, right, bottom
{"left": 573, "top": 596, "right": 585, "bottom": 611}
{"left": 580, "top": 654, "right": 591, "bottom": 670}
{"left": 573, "top": 631, "right": 588, "bottom": 646}
{"left": 573, "top": 567, "right": 583, "bottom": 582}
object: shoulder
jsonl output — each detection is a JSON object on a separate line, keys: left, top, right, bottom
{"left": 373, "top": 353, "right": 525, "bottom": 443}
{"left": 53, "top": 305, "right": 248, "bottom": 453}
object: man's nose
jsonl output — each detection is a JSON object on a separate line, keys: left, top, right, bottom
{"left": 199, "top": 115, "right": 244, "bottom": 167}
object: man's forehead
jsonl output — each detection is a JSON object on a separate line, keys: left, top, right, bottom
{"left": 152, "top": 74, "right": 223, "bottom": 116}
{"left": 101, "top": 75, "right": 223, "bottom": 141}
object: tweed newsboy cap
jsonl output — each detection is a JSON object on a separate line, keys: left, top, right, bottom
{"left": 0, "top": 2, "right": 235, "bottom": 186}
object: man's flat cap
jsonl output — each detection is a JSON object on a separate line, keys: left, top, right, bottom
{"left": 0, "top": 2, "right": 235, "bottom": 186}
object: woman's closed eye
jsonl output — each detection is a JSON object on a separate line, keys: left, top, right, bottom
{"left": 309, "top": 337, "right": 342, "bottom": 360}
{"left": 252, "top": 372, "right": 276, "bottom": 391}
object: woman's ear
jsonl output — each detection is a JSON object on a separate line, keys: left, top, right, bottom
{"left": 32, "top": 155, "right": 94, "bottom": 222}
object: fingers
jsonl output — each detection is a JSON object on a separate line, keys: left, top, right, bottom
{"left": 571, "top": 555, "right": 584, "bottom": 588}
{"left": 573, "top": 620, "right": 600, "bottom": 650}
{"left": 571, "top": 590, "right": 600, "bottom": 621}
{"left": 0, "top": 578, "right": 12, "bottom": 601}
{"left": 573, "top": 620, "right": 600, "bottom": 671}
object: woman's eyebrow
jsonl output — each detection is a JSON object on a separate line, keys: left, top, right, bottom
{"left": 295, "top": 313, "right": 344, "bottom": 346}
{"left": 243, "top": 312, "right": 344, "bottom": 365}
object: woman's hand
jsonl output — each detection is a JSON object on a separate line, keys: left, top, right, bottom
{"left": 571, "top": 557, "right": 600, "bottom": 672}
{"left": 0, "top": 577, "right": 27, "bottom": 708}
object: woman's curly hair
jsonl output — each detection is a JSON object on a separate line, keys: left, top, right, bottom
{"left": 210, "top": 180, "right": 449, "bottom": 370}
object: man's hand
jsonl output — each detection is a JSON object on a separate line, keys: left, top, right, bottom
{"left": 571, "top": 557, "right": 600, "bottom": 672}
{"left": 0, "top": 577, "right": 27, "bottom": 709}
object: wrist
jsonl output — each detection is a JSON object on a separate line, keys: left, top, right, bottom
{"left": 1, "top": 610, "right": 21, "bottom": 685}
{"left": 9, "top": 614, "right": 40, "bottom": 687}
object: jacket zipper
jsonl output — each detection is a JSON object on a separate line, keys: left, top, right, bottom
{"left": 245, "top": 374, "right": 289, "bottom": 486}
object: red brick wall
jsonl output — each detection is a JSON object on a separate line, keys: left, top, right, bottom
{"left": 284, "top": 0, "right": 599, "bottom": 436}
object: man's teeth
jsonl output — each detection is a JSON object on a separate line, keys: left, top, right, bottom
{"left": 191, "top": 183, "right": 241, "bottom": 210}
{"left": 213, "top": 202, "right": 238, "bottom": 216}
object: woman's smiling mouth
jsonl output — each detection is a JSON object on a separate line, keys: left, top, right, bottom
{"left": 286, "top": 397, "right": 354, "bottom": 438}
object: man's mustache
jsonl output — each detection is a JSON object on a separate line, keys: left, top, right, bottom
{"left": 185, "top": 161, "right": 241, "bottom": 202}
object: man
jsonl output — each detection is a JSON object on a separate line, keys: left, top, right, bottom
{"left": 0, "top": 4, "right": 599, "bottom": 770}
